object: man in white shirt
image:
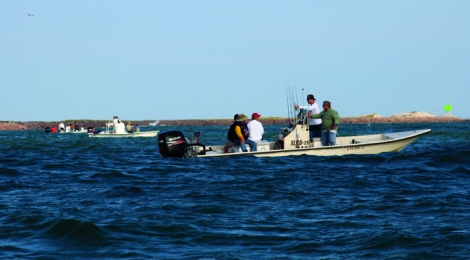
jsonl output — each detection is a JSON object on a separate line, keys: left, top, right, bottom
{"left": 294, "top": 94, "right": 322, "bottom": 141}
{"left": 247, "top": 112, "right": 264, "bottom": 143}
{"left": 112, "top": 116, "right": 119, "bottom": 134}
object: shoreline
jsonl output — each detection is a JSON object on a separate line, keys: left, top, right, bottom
{"left": 1, "top": 116, "right": 468, "bottom": 131}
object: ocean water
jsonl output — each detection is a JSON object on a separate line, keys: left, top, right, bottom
{"left": 1, "top": 122, "right": 469, "bottom": 259}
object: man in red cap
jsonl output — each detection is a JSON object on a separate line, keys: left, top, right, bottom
{"left": 247, "top": 112, "right": 264, "bottom": 149}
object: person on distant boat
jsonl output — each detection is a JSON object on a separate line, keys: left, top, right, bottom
{"left": 247, "top": 112, "right": 264, "bottom": 147}
{"left": 112, "top": 116, "right": 119, "bottom": 134}
{"left": 59, "top": 122, "right": 65, "bottom": 132}
{"left": 224, "top": 114, "right": 239, "bottom": 153}
{"left": 75, "top": 123, "right": 80, "bottom": 131}
{"left": 113, "top": 117, "right": 126, "bottom": 134}
{"left": 308, "top": 101, "right": 340, "bottom": 146}
{"left": 135, "top": 124, "right": 140, "bottom": 133}
{"left": 126, "top": 122, "right": 134, "bottom": 133}
{"left": 51, "top": 126, "right": 57, "bottom": 133}
{"left": 295, "top": 94, "right": 322, "bottom": 142}
{"left": 227, "top": 114, "right": 257, "bottom": 152}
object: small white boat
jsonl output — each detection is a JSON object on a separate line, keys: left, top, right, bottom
{"left": 61, "top": 126, "right": 87, "bottom": 134}
{"left": 88, "top": 122, "right": 159, "bottom": 138}
{"left": 158, "top": 117, "right": 431, "bottom": 158}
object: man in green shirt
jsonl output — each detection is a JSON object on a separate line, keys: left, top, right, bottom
{"left": 308, "top": 101, "right": 340, "bottom": 146}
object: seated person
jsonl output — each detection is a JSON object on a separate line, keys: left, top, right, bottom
{"left": 126, "top": 122, "right": 134, "bottom": 133}
{"left": 247, "top": 112, "right": 264, "bottom": 143}
{"left": 226, "top": 114, "right": 257, "bottom": 152}
{"left": 224, "top": 114, "right": 238, "bottom": 153}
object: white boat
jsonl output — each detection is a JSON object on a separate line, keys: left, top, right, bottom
{"left": 158, "top": 117, "right": 431, "bottom": 158}
{"left": 61, "top": 126, "right": 87, "bottom": 134}
{"left": 88, "top": 122, "right": 159, "bottom": 138}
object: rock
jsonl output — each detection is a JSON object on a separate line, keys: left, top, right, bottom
{"left": 1, "top": 114, "right": 468, "bottom": 131}
{"left": 391, "top": 112, "right": 436, "bottom": 118}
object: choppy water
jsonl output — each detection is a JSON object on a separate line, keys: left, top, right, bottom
{"left": 1, "top": 122, "right": 469, "bottom": 259}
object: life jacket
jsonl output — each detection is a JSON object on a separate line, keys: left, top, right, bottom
{"left": 227, "top": 122, "right": 248, "bottom": 142}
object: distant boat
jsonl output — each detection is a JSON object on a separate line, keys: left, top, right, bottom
{"left": 149, "top": 120, "right": 159, "bottom": 126}
{"left": 61, "top": 126, "right": 87, "bottom": 134}
{"left": 89, "top": 122, "right": 159, "bottom": 138}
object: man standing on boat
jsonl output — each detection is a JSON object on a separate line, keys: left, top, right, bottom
{"left": 308, "top": 101, "right": 340, "bottom": 146}
{"left": 295, "top": 94, "right": 322, "bottom": 142}
{"left": 112, "top": 116, "right": 119, "bottom": 134}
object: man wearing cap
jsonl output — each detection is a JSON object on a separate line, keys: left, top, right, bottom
{"left": 224, "top": 114, "right": 239, "bottom": 153}
{"left": 226, "top": 114, "right": 257, "bottom": 152}
{"left": 308, "top": 101, "right": 340, "bottom": 146}
{"left": 295, "top": 94, "right": 322, "bottom": 142}
{"left": 247, "top": 113, "right": 264, "bottom": 148}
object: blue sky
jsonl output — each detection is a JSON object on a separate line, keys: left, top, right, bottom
{"left": 1, "top": 1, "right": 469, "bottom": 122}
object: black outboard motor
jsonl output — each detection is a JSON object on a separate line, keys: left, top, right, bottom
{"left": 45, "top": 127, "right": 52, "bottom": 133}
{"left": 158, "top": 131, "right": 188, "bottom": 157}
{"left": 158, "top": 131, "right": 206, "bottom": 158}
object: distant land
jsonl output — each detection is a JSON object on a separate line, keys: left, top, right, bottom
{"left": 0, "top": 112, "right": 468, "bottom": 131}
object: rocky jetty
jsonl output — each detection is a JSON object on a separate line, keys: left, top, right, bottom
{"left": 0, "top": 120, "right": 154, "bottom": 131}
{"left": 1, "top": 114, "right": 467, "bottom": 131}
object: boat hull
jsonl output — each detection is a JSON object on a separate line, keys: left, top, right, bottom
{"left": 88, "top": 131, "right": 159, "bottom": 138}
{"left": 199, "top": 129, "right": 431, "bottom": 158}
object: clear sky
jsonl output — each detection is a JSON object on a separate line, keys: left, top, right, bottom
{"left": 2, "top": 1, "right": 469, "bottom": 122}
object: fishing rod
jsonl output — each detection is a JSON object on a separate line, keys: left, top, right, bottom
{"left": 293, "top": 85, "right": 298, "bottom": 121}
{"left": 287, "top": 84, "right": 292, "bottom": 121}
{"left": 302, "top": 87, "right": 306, "bottom": 125}
{"left": 288, "top": 84, "right": 294, "bottom": 122}
{"left": 286, "top": 87, "right": 290, "bottom": 123}
{"left": 296, "top": 84, "right": 300, "bottom": 114}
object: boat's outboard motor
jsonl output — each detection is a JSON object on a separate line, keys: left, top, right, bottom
{"left": 45, "top": 127, "right": 52, "bottom": 133}
{"left": 158, "top": 131, "right": 206, "bottom": 158}
{"left": 87, "top": 127, "right": 95, "bottom": 133}
{"left": 158, "top": 131, "right": 189, "bottom": 157}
